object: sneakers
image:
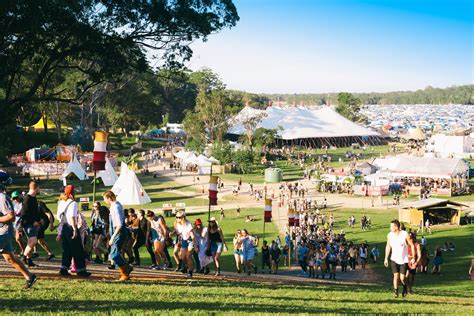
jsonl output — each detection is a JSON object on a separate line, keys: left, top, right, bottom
{"left": 27, "top": 258, "right": 38, "bottom": 267}
{"left": 150, "top": 264, "right": 157, "bottom": 269}
{"left": 186, "top": 271, "right": 193, "bottom": 279}
{"left": 46, "top": 254, "right": 55, "bottom": 261}
{"left": 25, "top": 274, "right": 37, "bottom": 289}
{"left": 77, "top": 271, "right": 92, "bottom": 277}
{"left": 32, "top": 252, "right": 39, "bottom": 258}
{"left": 107, "top": 264, "right": 116, "bottom": 270}
{"left": 402, "top": 284, "right": 408, "bottom": 297}
{"left": 59, "top": 269, "right": 71, "bottom": 276}
{"left": 204, "top": 267, "right": 210, "bottom": 275}
{"left": 215, "top": 268, "right": 220, "bottom": 276}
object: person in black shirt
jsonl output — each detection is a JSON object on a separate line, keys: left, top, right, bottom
{"left": 270, "top": 240, "right": 281, "bottom": 274}
{"left": 36, "top": 201, "right": 55, "bottom": 260}
{"left": 19, "top": 181, "right": 41, "bottom": 267}
{"left": 132, "top": 210, "right": 147, "bottom": 266}
{"left": 261, "top": 240, "right": 271, "bottom": 273}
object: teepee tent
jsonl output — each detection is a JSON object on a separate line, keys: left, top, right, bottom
{"left": 97, "top": 158, "right": 118, "bottom": 186}
{"left": 114, "top": 168, "right": 151, "bottom": 205}
{"left": 111, "top": 162, "right": 129, "bottom": 195}
{"left": 60, "top": 155, "right": 88, "bottom": 180}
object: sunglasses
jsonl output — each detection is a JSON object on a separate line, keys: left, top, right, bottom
{"left": 176, "top": 216, "right": 183, "bottom": 219}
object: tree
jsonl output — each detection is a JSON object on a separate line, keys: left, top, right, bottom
{"left": 336, "top": 92, "right": 362, "bottom": 122}
{"left": 253, "top": 127, "right": 280, "bottom": 148}
{"left": 240, "top": 112, "right": 267, "bottom": 148}
{"left": 0, "top": 0, "right": 239, "bottom": 155}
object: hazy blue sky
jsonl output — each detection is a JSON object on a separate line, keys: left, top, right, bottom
{"left": 187, "top": 0, "right": 473, "bottom": 94}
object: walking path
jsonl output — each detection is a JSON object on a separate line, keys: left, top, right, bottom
{"left": 0, "top": 257, "right": 381, "bottom": 286}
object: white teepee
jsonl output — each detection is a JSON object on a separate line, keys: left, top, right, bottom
{"left": 97, "top": 158, "right": 118, "bottom": 186}
{"left": 111, "top": 162, "right": 129, "bottom": 195}
{"left": 60, "top": 154, "right": 88, "bottom": 181}
{"left": 115, "top": 168, "right": 151, "bottom": 205}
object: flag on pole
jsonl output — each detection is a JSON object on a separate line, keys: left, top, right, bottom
{"left": 209, "top": 175, "right": 218, "bottom": 206}
{"left": 93, "top": 132, "right": 108, "bottom": 171}
{"left": 288, "top": 206, "right": 295, "bottom": 226}
{"left": 264, "top": 198, "right": 272, "bottom": 222}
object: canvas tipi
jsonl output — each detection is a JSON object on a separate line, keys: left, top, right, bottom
{"left": 112, "top": 163, "right": 151, "bottom": 205}
{"left": 97, "top": 158, "right": 118, "bottom": 186}
{"left": 111, "top": 162, "right": 129, "bottom": 195}
{"left": 60, "top": 154, "right": 88, "bottom": 181}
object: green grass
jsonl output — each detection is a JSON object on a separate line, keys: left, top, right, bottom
{"left": 108, "top": 134, "right": 165, "bottom": 150}
{"left": 1, "top": 278, "right": 472, "bottom": 315}
{"left": 1, "top": 204, "right": 473, "bottom": 314}
{"left": 218, "top": 160, "right": 304, "bottom": 184}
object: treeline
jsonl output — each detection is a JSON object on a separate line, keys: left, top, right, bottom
{"left": 262, "top": 85, "right": 474, "bottom": 105}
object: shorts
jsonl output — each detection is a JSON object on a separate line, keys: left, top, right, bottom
{"left": 391, "top": 260, "right": 408, "bottom": 274}
{"left": 408, "top": 268, "right": 417, "bottom": 275}
{"left": 211, "top": 242, "right": 223, "bottom": 254}
{"left": 151, "top": 230, "right": 164, "bottom": 242}
{"left": 0, "top": 233, "right": 13, "bottom": 253}
{"left": 233, "top": 250, "right": 243, "bottom": 256}
{"left": 37, "top": 223, "right": 49, "bottom": 239}
{"left": 24, "top": 225, "right": 39, "bottom": 238}
{"left": 181, "top": 239, "right": 194, "bottom": 250}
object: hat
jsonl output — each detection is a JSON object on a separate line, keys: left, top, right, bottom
{"left": 64, "top": 185, "right": 75, "bottom": 198}
{"left": 11, "top": 191, "right": 20, "bottom": 199}
{"left": 208, "top": 217, "right": 217, "bottom": 222}
{"left": 194, "top": 218, "right": 202, "bottom": 225}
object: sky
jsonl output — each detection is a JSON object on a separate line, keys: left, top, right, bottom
{"left": 186, "top": 0, "right": 473, "bottom": 94}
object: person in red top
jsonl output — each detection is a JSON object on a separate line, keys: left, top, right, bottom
{"left": 406, "top": 232, "right": 422, "bottom": 294}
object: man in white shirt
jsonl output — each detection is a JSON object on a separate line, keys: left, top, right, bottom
{"left": 384, "top": 219, "right": 415, "bottom": 298}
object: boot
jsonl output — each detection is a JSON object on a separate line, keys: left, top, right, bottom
{"left": 215, "top": 267, "right": 220, "bottom": 276}
{"left": 394, "top": 288, "right": 399, "bottom": 298}
{"left": 118, "top": 265, "right": 130, "bottom": 281}
{"left": 402, "top": 283, "right": 407, "bottom": 297}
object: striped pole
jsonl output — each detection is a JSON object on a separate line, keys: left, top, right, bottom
{"left": 93, "top": 131, "right": 108, "bottom": 202}
{"left": 208, "top": 173, "right": 218, "bottom": 221}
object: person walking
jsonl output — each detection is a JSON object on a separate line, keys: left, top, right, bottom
{"left": 19, "top": 181, "right": 41, "bottom": 267}
{"left": 90, "top": 202, "right": 108, "bottom": 264}
{"left": 0, "top": 179, "right": 37, "bottom": 288}
{"left": 384, "top": 219, "right": 415, "bottom": 298}
{"left": 261, "top": 240, "right": 271, "bottom": 274}
{"left": 406, "top": 232, "right": 422, "bottom": 294}
{"left": 207, "top": 217, "right": 226, "bottom": 276}
{"left": 132, "top": 210, "right": 147, "bottom": 266}
{"left": 103, "top": 190, "right": 132, "bottom": 281}
{"left": 270, "top": 240, "right": 281, "bottom": 274}
{"left": 37, "top": 201, "right": 55, "bottom": 260}
{"left": 56, "top": 186, "right": 91, "bottom": 277}
{"left": 174, "top": 211, "right": 198, "bottom": 278}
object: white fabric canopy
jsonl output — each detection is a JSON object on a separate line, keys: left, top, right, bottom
{"left": 372, "top": 156, "right": 469, "bottom": 178}
{"left": 228, "top": 106, "right": 380, "bottom": 140}
{"left": 60, "top": 155, "right": 88, "bottom": 181}
{"left": 97, "top": 158, "right": 118, "bottom": 186}
{"left": 112, "top": 164, "right": 151, "bottom": 205}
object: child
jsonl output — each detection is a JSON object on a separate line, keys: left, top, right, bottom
{"left": 432, "top": 247, "right": 443, "bottom": 274}
{"left": 315, "top": 249, "right": 324, "bottom": 279}
{"left": 307, "top": 247, "right": 316, "bottom": 278}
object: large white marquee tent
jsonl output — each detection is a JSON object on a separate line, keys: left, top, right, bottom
{"left": 228, "top": 106, "right": 383, "bottom": 146}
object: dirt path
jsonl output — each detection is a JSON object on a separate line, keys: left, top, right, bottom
{"left": 0, "top": 258, "right": 381, "bottom": 286}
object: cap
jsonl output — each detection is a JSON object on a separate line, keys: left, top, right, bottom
{"left": 11, "top": 191, "right": 20, "bottom": 199}
{"left": 194, "top": 218, "right": 202, "bottom": 225}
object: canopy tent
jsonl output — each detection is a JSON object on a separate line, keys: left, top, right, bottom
{"left": 112, "top": 163, "right": 151, "bottom": 205}
{"left": 31, "top": 115, "right": 56, "bottom": 131}
{"left": 97, "top": 158, "right": 118, "bottom": 186}
{"left": 60, "top": 155, "right": 88, "bottom": 181}
{"left": 228, "top": 106, "right": 383, "bottom": 146}
{"left": 401, "top": 127, "right": 426, "bottom": 141}
{"left": 372, "top": 156, "right": 469, "bottom": 179}
{"left": 426, "top": 134, "right": 472, "bottom": 158}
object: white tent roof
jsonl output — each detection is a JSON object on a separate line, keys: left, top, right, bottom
{"left": 111, "top": 162, "right": 129, "bottom": 195}
{"left": 60, "top": 155, "right": 88, "bottom": 181}
{"left": 372, "top": 156, "right": 469, "bottom": 178}
{"left": 113, "top": 166, "right": 151, "bottom": 205}
{"left": 228, "top": 106, "right": 380, "bottom": 140}
{"left": 97, "top": 158, "right": 118, "bottom": 186}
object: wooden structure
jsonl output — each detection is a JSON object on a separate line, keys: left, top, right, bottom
{"left": 399, "top": 198, "right": 468, "bottom": 226}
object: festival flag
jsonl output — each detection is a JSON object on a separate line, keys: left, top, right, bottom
{"left": 288, "top": 206, "right": 295, "bottom": 227}
{"left": 264, "top": 198, "right": 272, "bottom": 222}
{"left": 208, "top": 175, "right": 218, "bottom": 206}
{"left": 93, "top": 131, "right": 108, "bottom": 171}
